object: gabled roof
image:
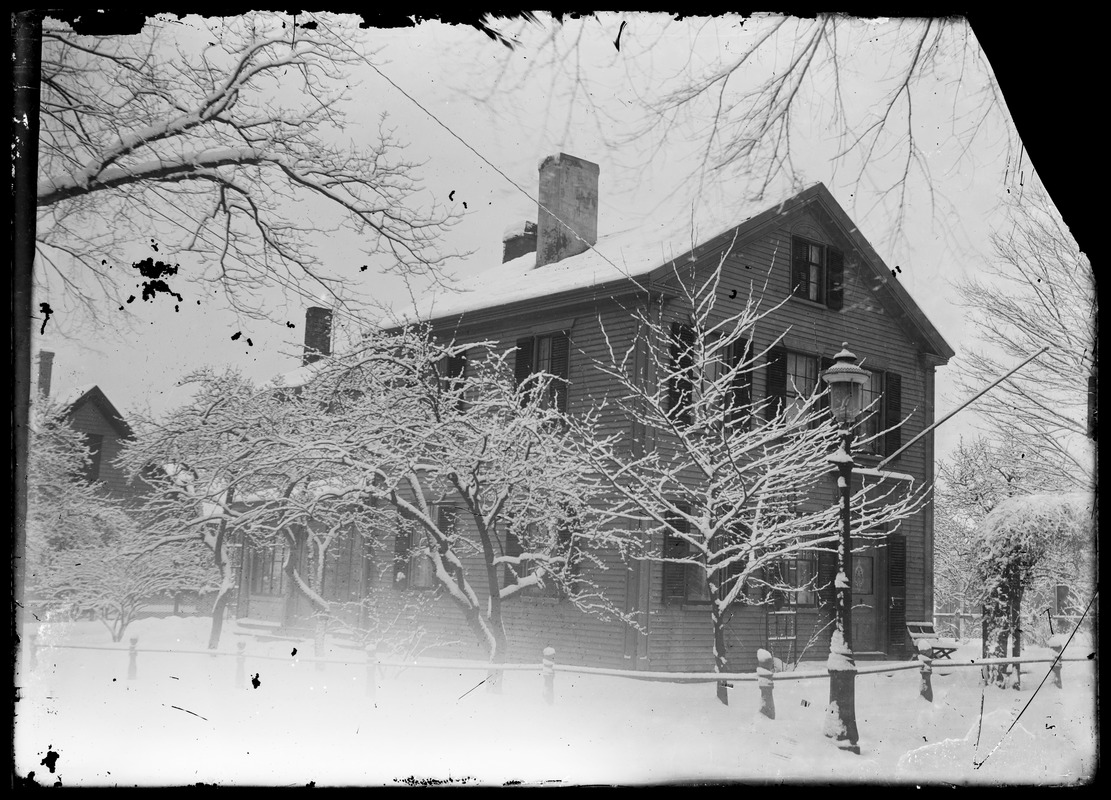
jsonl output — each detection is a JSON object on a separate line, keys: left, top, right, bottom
{"left": 406, "top": 182, "right": 955, "bottom": 362}
{"left": 62, "top": 384, "right": 134, "bottom": 439}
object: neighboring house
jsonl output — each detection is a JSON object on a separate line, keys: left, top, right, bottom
{"left": 54, "top": 380, "right": 142, "bottom": 504}
{"left": 396, "top": 153, "right": 954, "bottom": 672}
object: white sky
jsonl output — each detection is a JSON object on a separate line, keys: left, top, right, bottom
{"left": 33, "top": 13, "right": 1050, "bottom": 465}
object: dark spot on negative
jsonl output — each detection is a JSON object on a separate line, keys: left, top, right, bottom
{"left": 287, "top": 322, "right": 296, "bottom": 328}
{"left": 131, "top": 258, "right": 183, "bottom": 303}
{"left": 41, "top": 747, "right": 60, "bottom": 773}
{"left": 291, "top": 648, "right": 297, "bottom": 656}
{"left": 39, "top": 302, "right": 53, "bottom": 335}
{"left": 231, "top": 331, "right": 242, "bottom": 341}
{"left": 251, "top": 673, "right": 261, "bottom": 689}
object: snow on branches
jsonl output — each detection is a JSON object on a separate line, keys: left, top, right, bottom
{"left": 573, "top": 256, "right": 923, "bottom": 701}
{"left": 26, "top": 402, "right": 214, "bottom": 641}
{"left": 37, "top": 13, "right": 458, "bottom": 322}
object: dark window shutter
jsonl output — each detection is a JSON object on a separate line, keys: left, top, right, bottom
{"left": 791, "top": 237, "right": 809, "bottom": 298}
{"left": 884, "top": 371, "right": 902, "bottom": 457}
{"left": 826, "top": 248, "right": 844, "bottom": 310}
{"left": 662, "top": 506, "right": 691, "bottom": 605}
{"left": 446, "top": 352, "right": 467, "bottom": 381}
{"left": 764, "top": 346, "right": 788, "bottom": 421}
{"left": 816, "top": 548, "right": 837, "bottom": 611}
{"left": 887, "top": 534, "right": 907, "bottom": 656}
{"left": 504, "top": 527, "right": 523, "bottom": 587}
{"left": 514, "top": 337, "right": 534, "bottom": 394}
{"left": 549, "top": 332, "right": 570, "bottom": 413}
{"left": 668, "top": 323, "right": 696, "bottom": 424}
{"left": 729, "top": 338, "right": 752, "bottom": 426}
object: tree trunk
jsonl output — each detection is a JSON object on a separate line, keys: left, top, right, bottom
{"left": 207, "top": 520, "right": 234, "bottom": 650}
{"left": 710, "top": 577, "right": 729, "bottom": 705}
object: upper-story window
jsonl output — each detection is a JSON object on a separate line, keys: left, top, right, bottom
{"left": 791, "top": 236, "right": 844, "bottom": 311}
{"left": 514, "top": 332, "right": 570, "bottom": 412}
{"left": 668, "top": 324, "right": 752, "bottom": 428}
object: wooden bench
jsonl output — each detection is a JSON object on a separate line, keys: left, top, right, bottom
{"left": 906, "top": 621, "right": 959, "bottom": 660}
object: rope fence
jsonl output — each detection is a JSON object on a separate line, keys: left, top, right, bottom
{"left": 25, "top": 632, "right": 1094, "bottom": 716}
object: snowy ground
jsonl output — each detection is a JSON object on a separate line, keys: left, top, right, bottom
{"left": 14, "top": 616, "right": 1097, "bottom": 786}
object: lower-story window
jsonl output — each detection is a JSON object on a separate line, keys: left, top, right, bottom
{"left": 766, "top": 553, "right": 819, "bottom": 607}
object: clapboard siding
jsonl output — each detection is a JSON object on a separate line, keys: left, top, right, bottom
{"left": 66, "top": 398, "right": 143, "bottom": 504}
{"left": 357, "top": 198, "right": 943, "bottom": 672}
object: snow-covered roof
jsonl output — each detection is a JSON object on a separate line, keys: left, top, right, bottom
{"left": 260, "top": 360, "right": 326, "bottom": 391}
{"left": 55, "top": 383, "right": 98, "bottom": 409}
{"left": 404, "top": 186, "right": 807, "bottom": 324}
{"left": 502, "top": 220, "right": 536, "bottom": 241}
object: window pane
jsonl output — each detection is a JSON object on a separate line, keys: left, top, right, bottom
{"left": 537, "top": 335, "right": 552, "bottom": 373}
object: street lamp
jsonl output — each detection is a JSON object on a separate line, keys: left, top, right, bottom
{"left": 821, "top": 343, "right": 869, "bottom": 754}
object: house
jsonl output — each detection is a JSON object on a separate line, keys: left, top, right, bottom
{"left": 40, "top": 352, "right": 144, "bottom": 505}
{"left": 397, "top": 153, "right": 954, "bottom": 672}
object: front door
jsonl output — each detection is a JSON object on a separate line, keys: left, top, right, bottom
{"left": 851, "top": 540, "right": 879, "bottom": 651}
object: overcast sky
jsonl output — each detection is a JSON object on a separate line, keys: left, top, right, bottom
{"left": 34, "top": 13, "right": 1049, "bottom": 465}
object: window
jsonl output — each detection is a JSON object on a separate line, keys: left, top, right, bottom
{"left": 837, "top": 366, "right": 902, "bottom": 458}
{"left": 83, "top": 433, "right": 104, "bottom": 483}
{"left": 791, "top": 237, "right": 844, "bottom": 310}
{"left": 668, "top": 325, "right": 751, "bottom": 427}
{"left": 438, "top": 351, "right": 468, "bottom": 411}
{"left": 394, "top": 515, "right": 434, "bottom": 590}
{"left": 785, "top": 352, "right": 819, "bottom": 423}
{"left": 249, "top": 544, "right": 287, "bottom": 596}
{"left": 514, "top": 332, "right": 570, "bottom": 411}
{"left": 766, "top": 552, "right": 819, "bottom": 608}
{"left": 662, "top": 505, "right": 749, "bottom": 605}
{"left": 765, "top": 348, "right": 820, "bottom": 423}
{"left": 504, "top": 517, "right": 579, "bottom": 598}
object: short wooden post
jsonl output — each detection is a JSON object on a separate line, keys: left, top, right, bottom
{"left": 128, "top": 636, "right": 139, "bottom": 681}
{"left": 542, "top": 647, "right": 556, "bottom": 705}
{"left": 235, "top": 641, "right": 246, "bottom": 689}
{"left": 1048, "top": 634, "right": 1065, "bottom": 689}
{"left": 28, "top": 633, "right": 38, "bottom": 671}
{"left": 917, "top": 640, "right": 933, "bottom": 702}
{"left": 756, "top": 648, "right": 775, "bottom": 720}
{"left": 365, "top": 644, "right": 378, "bottom": 699}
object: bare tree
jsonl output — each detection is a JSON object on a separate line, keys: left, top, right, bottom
{"left": 305, "top": 328, "right": 635, "bottom": 684}
{"left": 574, "top": 257, "right": 922, "bottom": 704}
{"left": 122, "top": 368, "right": 393, "bottom": 651}
{"left": 37, "top": 12, "right": 457, "bottom": 325}
{"left": 956, "top": 184, "right": 1095, "bottom": 490}
{"left": 935, "top": 437, "right": 1095, "bottom": 655}
{"left": 467, "top": 14, "right": 1010, "bottom": 244}
{"left": 26, "top": 402, "right": 214, "bottom": 640}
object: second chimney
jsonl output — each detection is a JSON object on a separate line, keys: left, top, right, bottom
{"left": 303, "top": 307, "right": 333, "bottom": 366}
{"left": 38, "top": 350, "right": 55, "bottom": 398}
{"left": 536, "top": 153, "right": 599, "bottom": 268}
{"left": 502, "top": 220, "right": 538, "bottom": 263}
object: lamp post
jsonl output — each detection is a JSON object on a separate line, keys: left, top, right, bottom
{"left": 821, "top": 343, "right": 869, "bottom": 754}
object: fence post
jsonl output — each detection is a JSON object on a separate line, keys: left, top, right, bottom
{"left": 1048, "top": 634, "right": 1065, "bottom": 689}
{"left": 28, "top": 633, "right": 38, "bottom": 671}
{"left": 128, "top": 636, "right": 139, "bottom": 681}
{"left": 756, "top": 648, "right": 775, "bottom": 720}
{"left": 917, "top": 640, "right": 933, "bottom": 702}
{"left": 542, "top": 646, "right": 556, "bottom": 706}
{"left": 235, "top": 641, "right": 246, "bottom": 689}
{"left": 365, "top": 644, "right": 378, "bottom": 699}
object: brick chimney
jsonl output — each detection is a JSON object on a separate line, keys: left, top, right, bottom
{"left": 303, "top": 307, "right": 333, "bottom": 366}
{"left": 536, "top": 153, "right": 599, "bottom": 267}
{"left": 37, "top": 350, "right": 54, "bottom": 398}
{"left": 502, "top": 220, "right": 538, "bottom": 263}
